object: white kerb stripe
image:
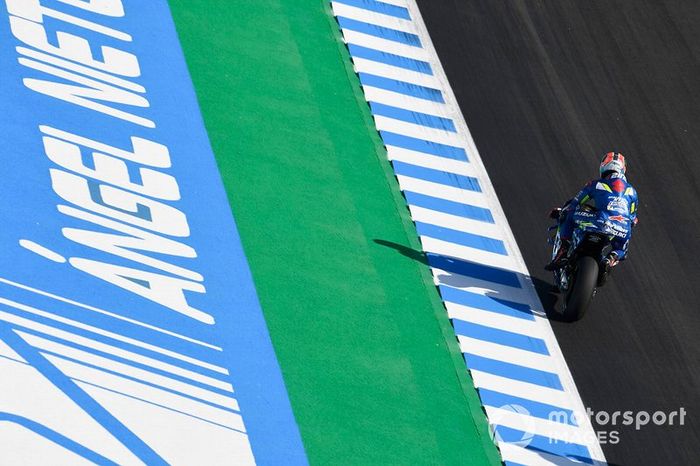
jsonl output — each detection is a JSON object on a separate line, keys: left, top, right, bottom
{"left": 485, "top": 406, "right": 586, "bottom": 443}
{"left": 459, "top": 336, "right": 559, "bottom": 373}
{"left": 373, "top": 115, "right": 463, "bottom": 147}
{"left": 447, "top": 303, "right": 542, "bottom": 339}
{"left": 433, "top": 273, "right": 530, "bottom": 305}
{"left": 341, "top": 30, "right": 429, "bottom": 61}
{"left": 395, "top": 176, "right": 490, "bottom": 208}
{"left": 352, "top": 57, "right": 441, "bottom": 88}
{"left": 470, "top": 370, "right": 575, "bottom": 411}
{"left": 387, "top": 146, "right": 475, "bottom": 177}
{"left": 331, "top": 3, "right": 416, "bottom": 33}
{"left": 408, "top": 205, "right": 503, "bottom": 238}
{"left": 498, "top": 442, "right": 588, "bottom": 466}
{"left": 420, "top": 236, "right": 519, "bottom": 272}
{"left": 361, "top": 85, "right": 449, "bottom": 115}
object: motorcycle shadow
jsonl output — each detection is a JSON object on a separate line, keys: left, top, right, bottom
{"left": 373, "top": 239, "right": 571, "bottom": 323}
{"left": 530, "top": 276, "right": 569, "bottom": 322}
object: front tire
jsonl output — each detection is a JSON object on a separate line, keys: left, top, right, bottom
{"left": 563, "top": 256, "right": 599, "bottom": 321}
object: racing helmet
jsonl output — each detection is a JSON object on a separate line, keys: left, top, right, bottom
{"left": 600, "top": 151, "right": 626, "bottom": 177}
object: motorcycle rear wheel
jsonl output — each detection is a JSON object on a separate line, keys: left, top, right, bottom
{"left": 562, "top": 256, "right": 599, "bottom": 321}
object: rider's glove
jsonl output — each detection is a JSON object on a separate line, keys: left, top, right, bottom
{"left": 548, "top": 207, "right": 563, "bottom": 220}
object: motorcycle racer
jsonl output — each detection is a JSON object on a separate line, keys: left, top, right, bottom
{"left": 545, "top": 152, "right": 638, "bottom": 272}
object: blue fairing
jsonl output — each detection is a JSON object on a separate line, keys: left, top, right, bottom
{"left": 572, "top": 211, "right": 630, "bottom": 239}
{"left": 561, "top": 174, "right": 638, "bottom": 260}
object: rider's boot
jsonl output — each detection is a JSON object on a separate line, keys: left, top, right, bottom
{"left": 597, "top": 252, "right": 619, "bottom": 286}
{"left": 545, "top": 240, "right": 571, "bottom": 271}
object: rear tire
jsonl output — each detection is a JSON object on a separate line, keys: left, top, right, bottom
{"left": 563, "top": 256, "right": 599, "bottom": 321}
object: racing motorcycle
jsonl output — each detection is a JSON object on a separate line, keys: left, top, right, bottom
{"left": 548, "top": 205, "right": 626, "bottom": 321}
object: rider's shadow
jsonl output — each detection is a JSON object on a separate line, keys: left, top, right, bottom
{"left": 530, "top": 275, "right": 566, "bottom": 322}
{"left": 373, "top": 239, "right": 566, "bottom": 322}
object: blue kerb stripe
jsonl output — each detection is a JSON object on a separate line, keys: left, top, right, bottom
{"left": 494, "top": 426, "right": 593, "bottom": 464}
{"left": 504, "top": 462, "right": 527, "bottom": 466}
{"left": 404, "top": 191, "right": 494, "bottom": 223}
{"left": 337, "top": 17, "right": 421, "bottom": 46}
{"left": 381, "top": 131, "right": 467, "bottom": 160}
{"left": 438, "top": 285, "right": 533, "bottom": 320}
{"left": 358, "top": 73, "right": 444, "bottom": 102}
{"left": 392, "top": 161, "right": 480, "bottom": 191}
{"left": 415, "top": 221, "right": 506, "bottom": 255}
{"left": 369, "top": 101, "right": 455, "bottom": 131}
{"left": 427, "top": 253, "right": 521, "bottom": 288}
{"left": 465, "top": 354, "right": 564, "bottom": 390}
{"left": 348, "top": 44, "right": 432, "bottom": 74}
{"left": 478, "top": 388, "right": 578, "bottom": 426}
{"left": 333, "top": 0, "right": 411, "bottom": 20}
{"left": 453, "top": 319, "right": 549, "bottom": 355}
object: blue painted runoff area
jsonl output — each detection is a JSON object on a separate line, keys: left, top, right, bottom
{"left": 0, "top": 1, "right": 306, "bottom": 464}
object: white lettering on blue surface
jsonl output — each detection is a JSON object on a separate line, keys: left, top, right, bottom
{"left": 59, "top": 204, "right": 203, "bottom": 283}
{"left": 43, "top": 135, "right": 181, "bottom": 201}
{"left": 0, "top": 3, "right": 263, "bottom": 463}
{"left": 69, "top": 257, "right": 212, "bottom": 324}
{"left": 57, "top": 0, "right": 125, "bottom": 18}
{"left": 6, "top": 0, "right": 131, "bottom": 40}
{"left": 3, "top": 1, "right": 215, "bottom": 324}
{"left": 6, "top": 0, "right": 151, "bottom": 126}
{"left": 50, "top": 169, "right": 190, "bottom": 237}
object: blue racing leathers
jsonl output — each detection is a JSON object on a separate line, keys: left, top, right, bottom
{"left": 559, "top": 173, "right": 638, "bottom": 260}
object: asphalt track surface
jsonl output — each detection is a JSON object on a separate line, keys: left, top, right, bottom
{"left": 415, "top": 1, "right": 700, "bottom": 465}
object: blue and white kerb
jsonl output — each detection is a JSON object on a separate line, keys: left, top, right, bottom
{"left": 330, "top": 1, "right": 607, "bottom": 465}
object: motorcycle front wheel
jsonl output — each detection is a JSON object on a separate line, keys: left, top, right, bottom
{"left": 562, "top": 256, "right": 599, "bottom": 321}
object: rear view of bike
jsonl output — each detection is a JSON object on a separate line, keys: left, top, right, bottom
{"left": 549, "top": 212, "right": 614, "bottom": 321}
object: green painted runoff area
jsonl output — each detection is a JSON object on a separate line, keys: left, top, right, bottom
{"left": 168, "top": 1, "right": 500, "bottom": 464}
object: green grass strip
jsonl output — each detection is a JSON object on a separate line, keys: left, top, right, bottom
{"left": 168, "top": 0, "right": 501, "bottom": 464}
